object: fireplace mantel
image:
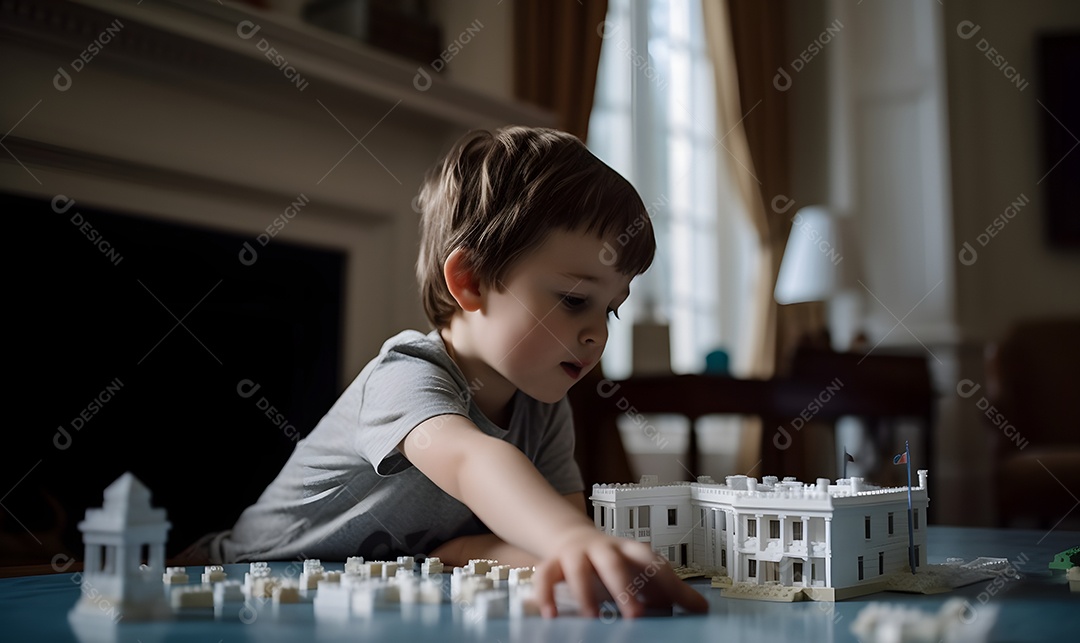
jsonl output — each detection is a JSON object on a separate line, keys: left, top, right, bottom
{"left": 1, "top": 0, "right": 553, "bottom": 377}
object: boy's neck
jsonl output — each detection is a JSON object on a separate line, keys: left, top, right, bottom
{"left": 439, "top": 325, "right": 516, "bottom": 427}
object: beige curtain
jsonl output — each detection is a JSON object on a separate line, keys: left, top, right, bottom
{"left": 702, "top": 0, "right": 823, "bottom": 378}
{"left": 513, "top": 0, "right": 608, "bottom": 140}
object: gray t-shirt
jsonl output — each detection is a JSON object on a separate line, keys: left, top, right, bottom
{"left": 211, "top": 329, "right": 583, "bottom": 563}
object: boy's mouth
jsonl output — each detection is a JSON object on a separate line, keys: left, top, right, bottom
{"left": 560, "top": 362, "right": 584, "bottom": 379}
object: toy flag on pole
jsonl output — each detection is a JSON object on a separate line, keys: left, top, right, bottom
{"left": 896, "top": 441, "right": 915, "bottom": 574}
{"left": 844, "top": 448, "right": 854, "bottom": 478}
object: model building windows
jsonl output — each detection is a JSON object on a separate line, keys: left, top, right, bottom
{"left": 770, "top": 519, "right": 780, "bottom": 539}
{"left": 629, "top": 508, "right": 635, "bottom": 529}
{"left": 888, "top": 512, "right": 894, "bottom": 535}
{"left": 748, "top": 559, "right": 757, "bottom": 578}
{"left": 599, "top": 507, "right": 605, "bottom": 528}
{"left": 793, "top": 562, "right": 803, "bottom": 583}
{"left": 858, "top": 556, "right": 864, "bottom": 580}
{"left": 865, "top": 516, "right": 871, "bottom": 539}
{"left": 747, "top": 519, "right": 757, "bottom": 537}
{"left": 668, "top": 508, "right": 678, "bottom": 526}
{"left": 793, "top": 521, "right": 803, "bottom": 540}
{"left": 879, "top": 551, "right": 884, "bottom": 575}
{"left": 914, "top": 508, "right": 920, "bottom": 530}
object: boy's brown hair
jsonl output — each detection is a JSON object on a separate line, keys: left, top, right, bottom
{"left": 416, "top": 126, "right": 655, "bottom": 329}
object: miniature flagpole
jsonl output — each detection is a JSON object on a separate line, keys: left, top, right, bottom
{"left": 844, "top": 445, "right": 848, "bottom": 479}
{"left": 904, "top": 440, "right": 915, "bottom": 574}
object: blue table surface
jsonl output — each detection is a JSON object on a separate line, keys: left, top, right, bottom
{"left": 1, "top": 527, "right": 1076, "bottom": 642}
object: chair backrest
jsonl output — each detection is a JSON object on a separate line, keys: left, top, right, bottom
{"left": 986, "top": 317, "right": 1080, "bottom": 446}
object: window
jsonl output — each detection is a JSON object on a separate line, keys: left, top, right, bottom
{"left": 914, "top": 508, "right": 920, "bottom": 530}
{"left": 721, "top": 549, "right": 727, "bottom": 568}
{"left": 668, "top": 508, "right": 678, "bottom": 526}
{"left": 888, "top": 512, "right": 894, "bottom": 535}
{"left": 747, "top": 519, "right": 757, "bottom": 537}
{"left": 600, "top": 507, "right": 606, "bottom": 528}
{"left": 701, "top": 508, "right": 705, "bottom": 527}
{"left": 748, "top": 559, "right": 757, "bottom": 578}
{"left": 793, "top": 562, "right": 803, "bottom": 583}
{"left": 793, "top": 521, "right": 803, "bottom": 541}
{"left": 629, "top": 508, "right": 635, "bottom": 529}
{"left": 680, "top": 543, "right": 688, "bottom": 565}
{"left": 879, "top": 552, "right": 884, "bottom": 575}
{"left": 770, "top": 519, "right": 780, "bottom": 539}
{"left": 589, "top": 0, "right": 755, "bottom": 381}
{"left": 865, "top": 516, "right": 871, "bottom": 539}
{"left": 669, "top": 546, "right": 676, "bottom": 561}
{"left": 858, "top": 556, "right": 864, "bottom": 581}
{"left": 915, "top": 545, "right": 921, "bottom": 568}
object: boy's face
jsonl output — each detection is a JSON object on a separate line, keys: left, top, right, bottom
{"left": 469, "top": 228, "right": 633, "bottom": 404}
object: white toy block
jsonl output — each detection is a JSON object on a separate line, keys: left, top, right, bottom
{"left": 320, "top": 571, "right": 342, "bottom": 586}
{"left": 487, "top": 565, "right": 511, "bottom": 581}
{"left": 214, "top": 581, "right": 244, "bottom": 604}
{"left": 273, "top": 580, "right": 301, "bottom": 604}
{"left": 421, "top": 557, "right": 444, "bottom": 576}
{"left": 244, "top": 562, "right": 271, "bottom": 594}
{"left": 250, "top": 576, "right": 281, "bottom": 599}
{"left": 201, "top": 565, "right": 226, "bottom": 584}
{"left": 468, "top": 589, "right": 509, "bottom": 620}
{"left": 850, "top": 598, "right": 998, "bottom": 643}
{"left": 508, "top": 567, "right": 534, "bottom": 586}
{"left": 170, "top": 585, "right": 213, "bottom": 609}
{"left": 452, "top": 573, "right": 494, "bottom": 603}
{"left": 163, "top": 567, "right": 189, "bottom": 584}
{"left": 397, "top": 555, "right": 415, "bottom": 572}
{"left": 300, "top": 559, "right": 325, "bottom": 590}
{"left": 466, "top": 559, "right": 498, "bottom": 575}
{"left": 367, "top": 562, "right": 384, "bottom": 578}
{"left": 381, "top": 562, "right": 399, "bottom": 579}
{"left": 344, "top": 556, "right": 365, "bottom": 575}
{"left": 509, "top": 584, "right": 542, "bottom": 619}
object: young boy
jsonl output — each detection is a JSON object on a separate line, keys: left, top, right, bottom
{"left": 203, "top": 126, "right": 706, "bottom": 618}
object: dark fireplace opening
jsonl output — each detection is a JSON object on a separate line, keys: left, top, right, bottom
{"left": 5, "top": 192, "right": 345, "bottom": 562}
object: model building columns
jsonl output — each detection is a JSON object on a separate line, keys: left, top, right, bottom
{"left": 824, "top": 516, "right": 833, "bottom": 587}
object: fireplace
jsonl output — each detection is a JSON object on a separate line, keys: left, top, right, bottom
{"left": 1, "top": 0, "right": 551, "bottom": 562}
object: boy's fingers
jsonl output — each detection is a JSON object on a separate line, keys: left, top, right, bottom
{"left": 589, "top": 545, "right": 644, "bottom": 619}
{"left": 561, "top": 555, "right": 599, "bottom": 618}
{"left": 532, "top": 560, "right": 562, "bottom": 618}
{"left": 666, "top": 574, "right": 709, "bottom": 613}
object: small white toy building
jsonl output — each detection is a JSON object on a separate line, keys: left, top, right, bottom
{"left": 69, "top": 472, "right": 172, "bottom": 621}
{"left": 592, "top": 471, "right": 930, "bottom": 600}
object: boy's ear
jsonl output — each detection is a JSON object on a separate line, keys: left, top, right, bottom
{"left": 443, "top": 248, "right": 483, "bottom": 312}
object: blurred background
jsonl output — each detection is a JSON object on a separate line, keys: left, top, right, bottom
{"left": 1, "top": 0, "right": 1078, "bottom": 569}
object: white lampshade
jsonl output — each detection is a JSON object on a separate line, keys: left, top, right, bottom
{"left": 774, "top": 206, "right": 855, "bottom": 305}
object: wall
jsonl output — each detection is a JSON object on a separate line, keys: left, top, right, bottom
{"left": 944, "top": 0, "right": 1080, "bottom": 343}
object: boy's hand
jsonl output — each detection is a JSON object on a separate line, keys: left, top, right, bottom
{"left": 532, "top": 526, "right": 708, "bottom": 619}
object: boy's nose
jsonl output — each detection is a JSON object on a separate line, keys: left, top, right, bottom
{"left": 579, "top": 320, "right": 607, "bottom": 347}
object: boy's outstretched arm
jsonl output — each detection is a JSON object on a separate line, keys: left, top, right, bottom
{"left": 399, "top": 414, "right": 708, "bottom": 618}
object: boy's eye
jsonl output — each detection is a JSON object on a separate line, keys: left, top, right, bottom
{"left": 561, "top": 294, "right": 588, "bottom": 310}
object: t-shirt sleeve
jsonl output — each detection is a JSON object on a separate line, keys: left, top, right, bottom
{"left": 355, "top": 340, "right": 471, "bottom": 476}
{"left": 532, "top": 397, "right": 585, "bottom": 495}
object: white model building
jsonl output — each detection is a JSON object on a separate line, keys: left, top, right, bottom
{"left": 69, "top": 472, "right": 172, "bottom": 621}
{"left": 591, "top": 471, "right": 930, "bottom": 600}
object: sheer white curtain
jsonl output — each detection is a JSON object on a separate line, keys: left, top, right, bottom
{"left": 588, "top": 0, "right": 756, "bottom": 380}
{"left": 588, "top": 0, "right": 758, "bottom": 479}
